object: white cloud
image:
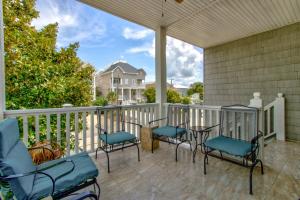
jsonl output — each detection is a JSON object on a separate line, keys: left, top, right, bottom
{"left": 32, "top": 0, "right": 106, "bottom": 48}
{"left": 122, "top": 27, "right": 153, "bottom": 40}
{"left": 127, "top": 37, "right": 203, "bottom": 87}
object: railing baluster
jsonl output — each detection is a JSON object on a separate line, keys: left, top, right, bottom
{"left": 209, "top": 110, "right": 213, "bottom": 126}
{"left": 132, "top": 108, "right": 137, "bottom": 136}
{"left": 57, "top": 113, "right": 61, "bottom": 145}
{"left": 110, "top": 109, "right": 114, "bottom": 133}
{"left": 35, "top": 114, "right": 40, "bottom": 142}
{"left": 82, "top": 112, "right": 87, "bottom": 151}
{"left": 90, "top": 111, "right": 95, "bottom": 152}
{"left": 104, "top": 110, "right": 108, "bottom": 133}
{"left": 75, "top": 112, "right": 79, "bottom": 154}
{"left": 46, "top": 113, "right": 51, "bottom": 141}
{"left": 127, "top": 109, "right": 131, "bottom": 132}
{"left": 192, "top": 108, "right": 196, "bottom": 127}
{"left": 66, "top": 112, "right": 71, "bottom": 156}
{"left": 23, "top": 115, "right": 28, "bottom": 146}
{"left": 116, "top": 108, "right": 120, "bottom": 131}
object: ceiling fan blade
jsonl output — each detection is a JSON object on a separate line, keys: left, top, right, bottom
{"left": 175, "top": 0, "right": 184, "bottom": 3}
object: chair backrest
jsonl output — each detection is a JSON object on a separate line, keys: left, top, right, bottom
{"left": 0, "top": 118, "right": 36, "bottom": 200}
{"left": 219, "top": 105, "right": 259, "bottom": 141}
{"left": 167, "top": 104, "right": 190, "bottom": 128}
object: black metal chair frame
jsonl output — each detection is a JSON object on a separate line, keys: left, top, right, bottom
{"left": 0, "top": 157, "right": 101, "bottom": 199}
{"left": 203, "top": 104, "right": 264, "bottom": 195}
{"left": 149, "top": 105, "right": 192, "bottom": 161}
{"left": 95, "top": 107, "right": 141, "bottom": 173}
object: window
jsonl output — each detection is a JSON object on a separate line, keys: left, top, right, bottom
{"left": 132, "top": 79, "right": 136, "bottom": 85}
{"left": 125, "top": 79, "right": 128, "bottom": 84}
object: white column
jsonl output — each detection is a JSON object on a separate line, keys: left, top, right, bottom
{"left": 0, "top": 0, "right": 5, "bottom": 120}
{"left": 121, "top": 88, "right": 124, "bottom": 101}
{"left": 249, "top": 92, "right": 264, "bottom": 161}
{"left": 155, "top": 27, "right": 167, "bottom": 118}
{"left": 129, "top": 88, "right": 131, "bottom": 101}
{"left": 275, "top": 93, "right": 285, "bottom": 141}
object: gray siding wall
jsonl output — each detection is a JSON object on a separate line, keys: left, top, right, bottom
{"left": 204, "top": 22, "right": 300, "bottom": 141}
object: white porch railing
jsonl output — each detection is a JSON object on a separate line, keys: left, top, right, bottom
{"left": 263, "top": 93, "right": 285, "bottom": 141}
{"left": 4, "top": 103, "right": 159, "bottom": 156}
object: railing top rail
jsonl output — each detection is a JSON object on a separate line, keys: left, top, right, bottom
{"left": 264, "top": 101, "right": 276, "bottom": 111}
{"left": 4, "top": 103, "right": 160, "bottom": 116}
{"left": 165, "top": 103, "right": 221, "bottom": 111}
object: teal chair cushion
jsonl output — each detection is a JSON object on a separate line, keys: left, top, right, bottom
{"left": 29, "top": 152, "right": 98, "bottom": 200}
{"left": 0, "top": 118, "right": 20, "bottom": 159}
{"left": 100, "top": 131, "right": 136, "bottom": 145}
{"left": 152, "top": 126, "right": 187, "bottom": 138}
{"left": 204, "top": 136, "right": 252, "bottom": 157}
{"left": 0, "top": 118, "right": 35, "bottom": 200}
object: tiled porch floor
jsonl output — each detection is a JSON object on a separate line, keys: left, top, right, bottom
{"left": 91, "top": 140, "right": 300, "bottom": 200}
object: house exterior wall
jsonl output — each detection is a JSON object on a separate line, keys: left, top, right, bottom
{"left": 95, "top": 72, "right": 111, "bottom": 96}
{"left": 204, "top": 22, "right": 300, "bottom": 141}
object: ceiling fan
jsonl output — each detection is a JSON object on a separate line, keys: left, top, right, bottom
{"left": 175, "top": 0, "right": 184, "bottom": 3}
{"left": 162, "top": 0, "right": 184, "bottom": 17}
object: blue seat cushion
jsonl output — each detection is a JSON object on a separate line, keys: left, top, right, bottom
{"left": 99, "top": 131, "right": 137, "bottom": 145}
{"left": 29, "top": 152, "right": 98, "bottom": 200}
{"left": 152, "top": 126, "right": 187, "bottom": 138}
{"left": 0, "top": 118, "right": 20, "bottom": 159}
{"left": 204, "top": 136, "right": 252, "bottom": 157}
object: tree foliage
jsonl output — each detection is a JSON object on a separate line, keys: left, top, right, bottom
{"left": 143, "top": 87, "right": 156, "bottom": 103}
{"left": 187, "top": 82, "right": 204, "bottom": 99}
{"left": 167, "top": 89, "right": 182, "bottom": 103}
{"left": 106, "top": 91, "right": 117, "bottom": 104}
{"left": 143, "top": 87, "right": 190, "bottom": 104}
{"left": 3, "top": 0, "right": 95, "bottom": 147}
{"left": 4, "top": 0, "right": 95, "bottom": 110}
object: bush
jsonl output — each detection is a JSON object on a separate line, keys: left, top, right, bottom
{"left": 93, "top": 97, "right": 108, "bottom": 106}
{"left": 181, "top": 96, "right": 191, "bottom": 104}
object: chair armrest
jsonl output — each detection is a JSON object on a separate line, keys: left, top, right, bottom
{"left": 96, "top": 125, "right": 108, "bottom": 134}
{"left": 0, "top": 170, "right": 55, "bottom": 195}
{"left": 71, "top": 191, "right": 98, "bottom": 200}
{"left": 203, "top": 124, "right": 220, "bottom": 132}
{"left": 251, "top": 131, "right": 263, "bottom": 145}
{"left": 175, "top": 120, "right": 190, "bottom": 128}
{"left": 149, "top": 117, "right": 168, "bottom": 125}
{"left": 122, "top": 121, "right": 142, "bottom": 128}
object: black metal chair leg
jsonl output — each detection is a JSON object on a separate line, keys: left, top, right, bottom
{"left": 258, "top": 159, "right": 264, "bottom": 174}
{"left": 249, "top": 160, "right": 258, "bottom": 195}
{"left": 95, "top": 179, "right": 101, "bottom": 200}
{"left": 105, "top": 152, "right": 110, "bottom": 173}
{"left": 204, "top": 150, "right": 208, "bottom": 175}
{"left": 136, "top": 143, "right": 140, "bottom": 162}
{"left": 151, "top": 136, "right": 154, "bottom": 153}
{"left": 175, "top": 143, "right": 180, "bottom": 162}
{"left": 188, "top": 140, "right": 192, "bottom": 151}
{"left": 95, "top": 147, "right": 99, "bottom": 159}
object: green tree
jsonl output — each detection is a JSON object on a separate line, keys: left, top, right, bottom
{"left": 167, "top": 89, "right": 181, "bottom": 103}
{"left": 106, "top": 91, "right": 117, "bottom": 104}
{"left": 3, "top": 0, "right": 95, "bottom": 147}
{"left": 93, "top": 96, "right": 108, "bottom": 106}
{"left": 187, "top": 82, "right": 204, "bottom": 100}
{"left": 181, "top": 96, "right": 191, "bottom": 104}
{"left": 143, "top": 87, "right": 156, "bottom": 103}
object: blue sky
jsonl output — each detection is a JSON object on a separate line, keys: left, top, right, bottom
{"left": 32, "top": 0, "right": 203, "bottom": 87}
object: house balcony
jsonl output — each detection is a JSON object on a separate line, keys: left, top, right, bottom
{"left": 113, "top": 83, "right": 146, "bottom": 89}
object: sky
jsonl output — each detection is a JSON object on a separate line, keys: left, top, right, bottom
{"left": 31, "top": 0, "right": 204, "bottom": 88}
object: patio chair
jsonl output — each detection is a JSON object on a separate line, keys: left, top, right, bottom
{"left": 95, "top": 107, "right": 141, "bottom": 173}
{"left": 203, "top": 105, "right": 264, "bottom": 195}
{"left": 149, "top": 104, "right": 192, "bottom": 161}
{"left": 0, "top": 118, "right": 100, "bottom": 200}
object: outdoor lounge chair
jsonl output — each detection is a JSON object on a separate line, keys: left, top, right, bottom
{"left": 203, "top": 105, "right": 264, "bottom": 195}
{"left": 0, "top": 118, "right": 100, "bottom": 200}
{"left": 149, "top": 104, "right": 192, "bottom": 161}
{"left": 95, "top": 107, "right": 141, "bottom": 173}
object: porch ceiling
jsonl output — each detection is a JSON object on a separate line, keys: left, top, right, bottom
{"left": 80, "top": 0, "right": 300, "bottom": 48}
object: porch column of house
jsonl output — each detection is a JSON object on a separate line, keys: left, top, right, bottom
{"left": 155, "top": 26, "right": 167, "bottom": 118}
{"left": 129, "top": 88, "right": 131, "bottom": 101}
{"left": 0, "top": 0, "right": 5, "bottom": 120}
{"left": 121, "top": 88, "right": 124, "bottom": 101}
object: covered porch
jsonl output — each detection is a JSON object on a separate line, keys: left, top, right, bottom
{"left": 0, "top": 0, "right": 299, "bottom": 199}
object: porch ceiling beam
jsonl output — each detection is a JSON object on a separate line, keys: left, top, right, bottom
{"left": 0, "top": 0, "right": 5, "bottom": 120}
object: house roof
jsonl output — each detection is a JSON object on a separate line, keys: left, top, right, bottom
{"left": 81, "top": 0, "right": 300, "bottom": 48}
{"left": 103, "top": 61, "right": 145, "bottom": 74}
